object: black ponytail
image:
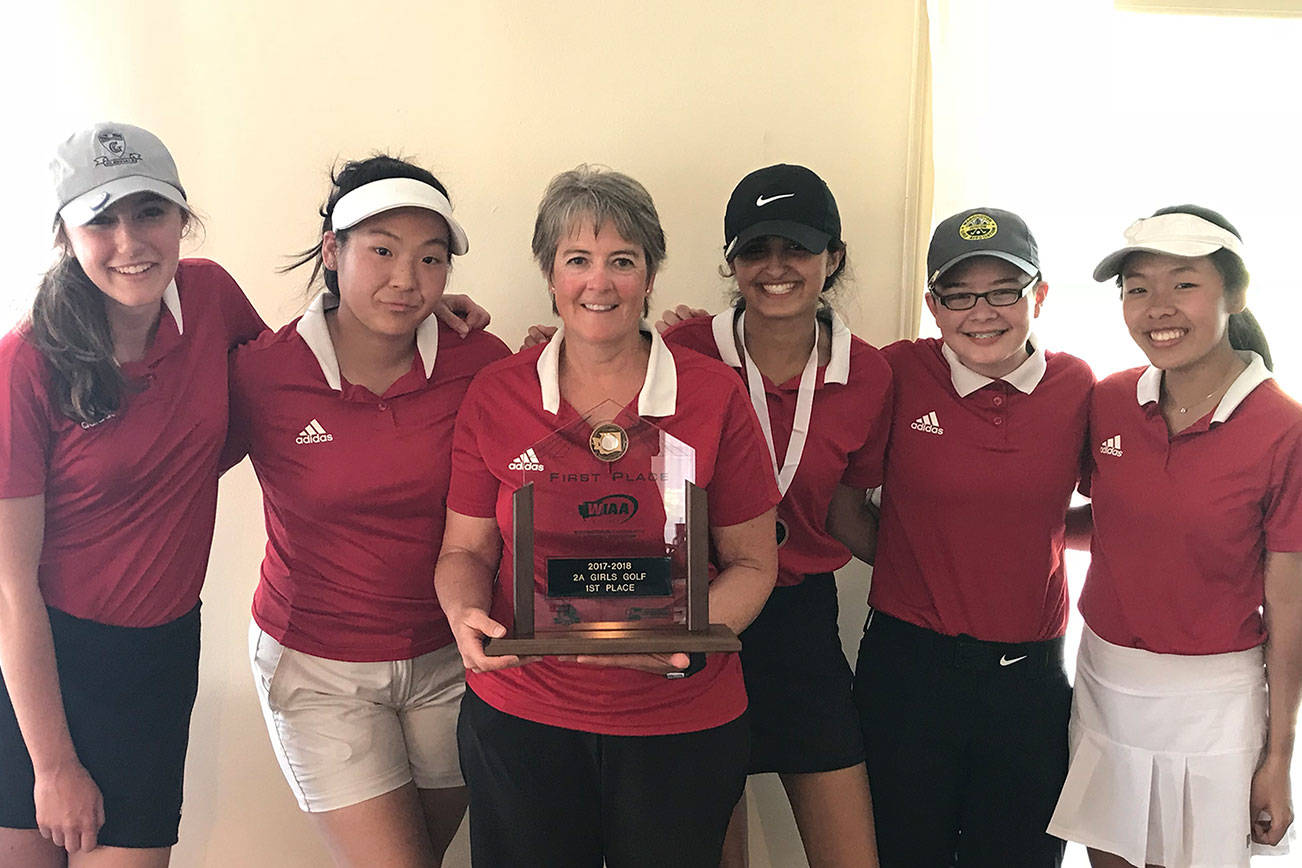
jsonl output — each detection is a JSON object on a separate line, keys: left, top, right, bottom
{"left": 283, "top": 155, "right": 453, "bottom": 294}
{"left": 1228, "top": 308, "right": 1273, "bottom": 370}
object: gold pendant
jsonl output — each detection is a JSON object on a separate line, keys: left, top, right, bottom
{"left": 589, "top": 422, "right": 628, "bottom": 462}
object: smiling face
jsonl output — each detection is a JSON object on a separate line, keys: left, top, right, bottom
{"left": 63, "top": 192, "right": 185, "bottom": 315}
{"left": 1120, "top": 251, "right": 1241, "bottom": 372}
{"left": 550, "top": 217, "right": 653, "bottom": 349}
{"left": 730, "top": 235, "right": 842, "bottom": 322}
{"left": 925, "top": 256, "right": 1047, "bottom": 379}
{"left": 322, "top": 206, "right": 451, "bottom": 340}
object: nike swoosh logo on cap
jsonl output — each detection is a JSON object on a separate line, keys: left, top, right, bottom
{"left": 755, "top": 193, "right": 795, "bottom": 207}
{"left": 90, "top": 192, "right": 111, "bottom": 212}
{"left": 999, "top": 655, "right": 1028, "bottom": 666}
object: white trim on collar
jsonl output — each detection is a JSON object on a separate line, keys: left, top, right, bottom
{"left": 1135, "top": 351, "right": 1271, "bottom": 424}
{"left": 708, "top": 305, "right": 852, "bottom": 385}
{"left": 535, "top": 323, "right": 678, "bottom": 417}
{"left": 295, "top": 291, "right": 440, "bottom": 391}
{"left": 162, "top": 279, "right": 182, "bottom": 335}
{"left": 942, "top": 336, "right": 1046, "bottom": 397}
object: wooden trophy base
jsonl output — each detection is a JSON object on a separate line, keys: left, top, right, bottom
{"left": 484, "top": 623, "right": 740, "bottom": 656}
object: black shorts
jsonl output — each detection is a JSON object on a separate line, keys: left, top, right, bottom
{"left": 457, "top": 687, "right": 748, "bottom": 868}
{"left": 740, "top": 572, "right": 864, "bottom": 774}
{"left": 0, "top": 604, "right": 201, "bottom": 848}
{"left": 853, "top": 610, "right": 1071, "bottom": 868}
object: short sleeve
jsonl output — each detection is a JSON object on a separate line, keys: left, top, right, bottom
{"left": 706, "top": 378, "right": 781, "bottom": 527}
{"left": 220, "top": 344, "right": 255, "bottom": 473}
{"left": 213, "top": 267, "right": 268, "bottom": 348}
{"left": 840, "top": 356, "right": 894, "bottom": 491}
{"left": 0, "top": 334, "right": 52, "bottom": 498}
{"left": 1077, "top": 433, "right": 1096, "bottom": 498}
{"left": 1264, "top": 423, "right": 1302, "bottom": 552}
{"left": 447, "top": 377, "right": 501, "bottom": 518}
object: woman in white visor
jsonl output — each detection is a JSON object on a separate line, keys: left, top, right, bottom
{"left": 1048, "top": 205, "right": 1300, "bottom": 868}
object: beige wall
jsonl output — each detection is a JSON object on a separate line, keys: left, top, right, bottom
{"left": 26, "top": 2, "right": 926, "bottom": 864}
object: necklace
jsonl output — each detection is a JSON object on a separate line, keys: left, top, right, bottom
{"left": 1169, "top": 365, "right": 1242, "bottom": 415}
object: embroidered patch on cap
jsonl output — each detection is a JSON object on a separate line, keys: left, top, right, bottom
{"left": 958, "top": 213, "right": 998, "bottom": 241}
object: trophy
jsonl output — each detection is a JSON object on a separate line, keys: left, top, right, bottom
{"left": 484, "top": 400, "right": 740, "bottom": 655}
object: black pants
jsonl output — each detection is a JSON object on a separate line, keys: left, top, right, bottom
{"left": 853, "top": 612, "right": 1071, "bottom": 868}
{"left": 457, "top": 687, "right": 748, "bottom": 868}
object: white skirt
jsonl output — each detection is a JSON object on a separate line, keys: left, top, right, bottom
{"left": 1047, "top": 625, "right": 1291, "bottom": 868}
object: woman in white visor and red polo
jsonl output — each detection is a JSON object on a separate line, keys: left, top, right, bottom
{"left": 1048, "top": 205, "right": 1301, "bottom": 868}
{"left": 228, "top": 156, "right": 509, "bottom": 867}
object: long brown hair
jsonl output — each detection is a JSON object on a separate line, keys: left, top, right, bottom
{"left": 28, "top": 247, "right": 128, "bottom": 426}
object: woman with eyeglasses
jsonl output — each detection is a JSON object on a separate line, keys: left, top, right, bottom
{"left": 853, "top": 207, "right": 1093, "bottom": 866}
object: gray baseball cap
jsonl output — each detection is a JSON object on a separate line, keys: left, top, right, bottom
{"left": 926, "top": 207, "right": 1039, "bottom": 286}
{"left": 51, "top": 122, "right": 188, "bottom": 227}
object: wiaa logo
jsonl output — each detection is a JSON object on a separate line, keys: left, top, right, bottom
{"left": 577, "top": 494, "right": 638, "bottom": 522}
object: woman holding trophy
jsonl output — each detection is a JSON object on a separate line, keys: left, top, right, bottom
{"left": 435, "top": 165, "right": 779, "bottom": 867}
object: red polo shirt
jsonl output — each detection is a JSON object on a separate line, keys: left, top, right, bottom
{"left": 1080, "top": 355, "right": 1302, "bottom": 654}
{"left": 448, "top": 326, "right": 780, "bottom": 735}
{"left": 227, "top": 293, "right": 510, "bottom": 662}
{"left": 870, "top": 337, "right": 1093, "bottom": 643}
{"left": 663, "top": 309, "right": 892, "bottom": 586}
{"left": 0, "top": 259, "right": 266, "bottom": 626}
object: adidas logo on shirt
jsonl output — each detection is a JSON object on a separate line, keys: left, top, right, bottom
{"left": 1099, "top": 435, "right": 1123, "bottom": 457}
{"left": 910, "top": 411, "right": 944, "bottom": 435}
{"left": 508, "top": 448, "right": 545, "bottom": 471}
{"left": 295, "top": 419, "right": 334, "bottom": 445}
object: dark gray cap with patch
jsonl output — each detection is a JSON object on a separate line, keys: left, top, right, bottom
{"left": 926, "top": 207, "right": 1038, "bottom": 286}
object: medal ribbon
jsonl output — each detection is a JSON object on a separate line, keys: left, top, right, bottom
{"left": 735, "top": 309, "right": 818, "bottom": 497}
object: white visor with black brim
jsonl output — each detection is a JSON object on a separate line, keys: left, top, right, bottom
{"left": 330, "top": 177, "right": 469, "bottom": 254}
{"left": 1093, "top": 213, "right": 1243, "bottom": 282}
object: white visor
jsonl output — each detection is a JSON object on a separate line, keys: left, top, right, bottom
{"left": 58, "top": 177, "right": 188, "bottom": 227}
{"left": 1093, "top": 213, "right": 1243, "bottom": 281}
{"left": 330, "top": 177, "right": 469, "bottom": 254}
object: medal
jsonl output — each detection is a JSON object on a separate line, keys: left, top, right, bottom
{"left": 589, "top": 422, "right": 628, "bottom": 462}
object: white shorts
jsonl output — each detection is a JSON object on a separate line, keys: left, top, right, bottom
{"left": 1047, "top": 625, "right": 1291, "bottom": 868}
{"left": 249, "top": 622, "right": 465, "bottom": 813}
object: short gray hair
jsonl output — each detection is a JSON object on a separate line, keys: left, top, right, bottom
{"left": 532, "top": 165, "right": 667, "bottom": 279}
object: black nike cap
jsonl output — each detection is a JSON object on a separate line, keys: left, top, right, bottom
{"left": 723, "top": 164, "right": 841, "bottom": 259}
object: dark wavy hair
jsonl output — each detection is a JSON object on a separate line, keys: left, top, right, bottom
{"left": 29, "top": 211, "right": 194, "bottom": 426}
{"left": 28, "top": 248, "right": 124, "bottom": 425}
{"left": 283, "top": 155, "right": 454, "bottom": 293}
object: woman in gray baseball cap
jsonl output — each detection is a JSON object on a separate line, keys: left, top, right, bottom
{"left": 0, "top": 122, "right": 268, "bottom": 863}
{"left": 1048, "top": 205, "right": 1298, "bottom": 867}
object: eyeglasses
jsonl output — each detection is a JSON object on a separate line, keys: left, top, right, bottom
{"left": 929, "top": 272, "right": 1040, "bottom": 311}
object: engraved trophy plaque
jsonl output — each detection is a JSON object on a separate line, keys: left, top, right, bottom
{"left": 484, "top": 400, "right": 739, "bottom": 655}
